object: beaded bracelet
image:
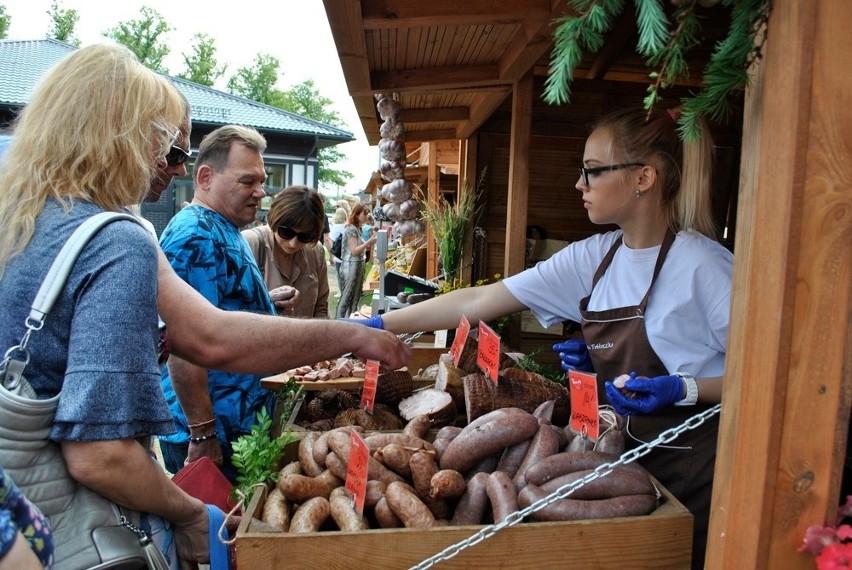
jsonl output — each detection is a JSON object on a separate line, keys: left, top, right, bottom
{"left": 188, "top": 418, "right": 215, "bottom": 429}
{"left": 188, "top": 433, "right": 217, "bottom": 444}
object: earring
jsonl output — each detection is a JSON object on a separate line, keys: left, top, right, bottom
{"left": 635, "top": 189, "right": 643, "bottom": 198}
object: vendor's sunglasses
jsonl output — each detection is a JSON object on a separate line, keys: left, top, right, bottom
{"left": 579, "top": 162, "right": 644, "bottom": 187}
{"left": 165, "top": 145, "right": 191, "bottom": 167}
{"left": 277, "top": 226, "right": 317, "bottom": 243}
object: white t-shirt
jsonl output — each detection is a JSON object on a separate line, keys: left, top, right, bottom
{"left": 503, "top": 230, "right": 733, "bottom": 378}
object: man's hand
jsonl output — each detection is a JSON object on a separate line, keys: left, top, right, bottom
{"left": 186, "top": 437, "right": 223, "bottom": 467}
{"left": 349, "top": 327, "right": 411, "bottom": 371}
{"left": 604, "top": 373, "right": 684, "bottom": 415}
{"left": 552, "top": 337, "right": 593, "bottom": 373}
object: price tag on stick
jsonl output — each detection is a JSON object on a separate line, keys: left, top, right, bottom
{"left": 345, "top": 430, "right": 369, "bottom": 516}
{"left": 477, "top": 321, "right": 501, "bottom": 384}
{"left": 449, "top": 315, "right": 471, "bottom": 367}
{"left": 568, "top": 370, "right": 599, "bottom": 440}
{"left": 359, "top": 360, "right": 379, "bottom": 413}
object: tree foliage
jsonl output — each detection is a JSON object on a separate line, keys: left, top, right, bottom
{"left": 0, "top": 5, "right": 10, "bottom": 39}
{"left": 103, "top": 5, "right": 172, "bottom": 73}
{"left": 543, "top": 0, "right": 772, "bottom": 140}
{"left": 177, "top": 33, "right": 227, "bottom": 87}
{"left": 47, "top": 1, "right": 80, "bottom": 46}
{"left": 227, "top": 53, "right": 282, "bottom": 105}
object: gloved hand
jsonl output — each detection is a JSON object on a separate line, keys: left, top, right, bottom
{"left": 604, "top": 373, "right": 684, "bottom": 415}
{"left": 339, "top": 315, "right": 385, "bottom": 329}
{"left": 552, "top": 338, "right": 593, "bottom": 373}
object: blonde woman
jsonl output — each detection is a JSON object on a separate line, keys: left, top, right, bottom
{"left": 0, "top": 44, "right": 209, "bottom": 568}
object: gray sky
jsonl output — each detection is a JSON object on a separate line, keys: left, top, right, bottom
{"left": 3, "top": 0, "right": 379, "bottom": 194}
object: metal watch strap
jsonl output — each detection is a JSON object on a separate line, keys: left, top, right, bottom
{"left": 673, "top": 372, "right": 698, "bottom": 406}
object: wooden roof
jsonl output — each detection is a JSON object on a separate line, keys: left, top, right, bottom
{"left": 323, "top": 0, "right": 731, "bottom": 146}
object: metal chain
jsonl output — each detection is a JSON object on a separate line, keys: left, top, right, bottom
{"left": 408, "top": 404, "right": 721, "bottom": 570}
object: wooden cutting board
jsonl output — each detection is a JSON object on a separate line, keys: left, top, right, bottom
{"left": 260, "top": 372, "right": 367, "bottom": 391}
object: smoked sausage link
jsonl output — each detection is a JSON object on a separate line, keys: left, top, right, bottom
{"left": 385, "top": 481, "right": 436, "bottom": 529}
{"left": 486, "top": 471, "right": 519, "bottom": 524}
{"left": 440, "top": 407, "right": 539, "bottom": 472}
{"left": 518, "top": 484, "right": 657, "bottom": 522}
{"left": 289, "top": 496, "right": 331, "bottom": 533}
{"left": 450, "top": 472, "right": 490, "bottom": 526}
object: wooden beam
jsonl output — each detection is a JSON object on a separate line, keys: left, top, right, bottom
{"left": 498, "top": 17, "right": 558, "bottom": 83}
{"left": 584, "top": 9, "right": 636, "bottom": 80}
{"left": 361, "top": 0, "right": 551, "bottom": 29}
{"left": 403, "top": 129, "right": 459, "bottom": 143}
{"left": 322, "top": 0, "right": 372, "bottom": 95}
{"left": 707, "top": 1, "right": 852, "bottom": 568}
{"left": 426, "top": 143, "right": 440, "bottom": 280}
{"left": 371, "top": 64, "right": 503, "bottom": 92}
{"left": 458, "top": 90, "right": 513, "bottom": 140}
{"left": 401, "top": 107, "right": 470, "bottom": 123}
{"left": 504, "top": 71, "right": 533, "bottom": 278}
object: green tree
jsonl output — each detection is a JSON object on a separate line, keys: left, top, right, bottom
{"left": 227, "top": 53, "right": 282, "bottom": 105}
{"left": 278, "top": 80, "right": 353, "bottom": 190}
{"left": 177, "top": 32, "right": 227, "bottom": 87}
{"left": 227, "top": 57, "right": 354, "bottom": 190}
{"left": 0, "top": 5, "right": 11, "bottom": 39}
{"left": 103, "top": 6, "right": 172, "bottom": 73}
{"left": 47, "top": 1, "right": 80, "bottom": 46}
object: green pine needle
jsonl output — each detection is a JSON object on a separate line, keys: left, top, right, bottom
{"left": 635, "top": 0, "right": 669, "bottom": 57}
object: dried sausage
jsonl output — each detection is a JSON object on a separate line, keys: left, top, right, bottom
{"left": 329, "top": 486, "right": 369, "bottom": 531}
{"left": 429, "top": 469, "right": 466, "bottom": 499}
{"left": 524, "top": 451, "right": 649, "bottom": 487}
{"left": 277, "top": 469, "right": 341, "bottom": 503}
{"left": 539, "top": 467, "right": 655, "bottom": 500}
{"left": 511, "top": 419, "right": 561, "bottom": 490}
{"left": 374, "top": 496, "right": 403, "bottom": 528}
{"left": 261, "top": 487, "right": 291, "bottom": 532}
{"left": 486, "top": 471, "right": 519, "bottom": 524}
{"left": 385, "top": 481, "right": 436, "bottom": 529}
{"left": 518, "top": 484, "right": 657, "bottom": 522}
{"left": 289, "top": 496, "right": 331, "bottom": 533}
{"left": 299, "top": 432, "right": 324, "bottom": 477}
{"left": 440, "top": 407, "right": 539, "bottom": 472}
{"left": 450, "top": 472, "right": 489, "bottom": 526}
{"left": 402, "top": 415, "right": 432, "bottom": 439}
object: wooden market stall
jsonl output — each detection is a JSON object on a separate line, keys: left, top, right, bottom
{"left": 322, "top": 1, "right": 852, "bottom": 568}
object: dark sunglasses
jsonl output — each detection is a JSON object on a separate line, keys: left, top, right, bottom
{"left": 276, "top": 226, "right": 317, "bottom": 243}
{"left": 165, "top": 145, "right": 191, "bottom": 167}
{"left": 579, "top": 162, "right": 644, "bottom": 187}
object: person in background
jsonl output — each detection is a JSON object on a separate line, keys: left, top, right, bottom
{"left": 361, "top": 212, "right": 375, "bottom": 263}
{"left": 329, "top": 207, "right": 348, "bottom": 292}
{"left": 318, "top": 192, "right": 333, "bottom": 256}
{"left": 0, "top": 43, "right": 210, "bottom": 568}
{"left": 0, "top": 466, "right": 53, "bottom": 569}
{"left": 335, "top": 203, "right": 377, "bottom": 319}
{"left": 242, "top": 185, "right": 329, "bottom": 318}
{"left": 352, "top": 106, "right": 731, "bottom": 570}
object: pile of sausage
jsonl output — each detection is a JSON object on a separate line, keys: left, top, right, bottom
{"left": 257, "top": 404, "right": 660, "bottom": 533}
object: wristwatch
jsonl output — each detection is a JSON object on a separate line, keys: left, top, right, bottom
{"left": 673, "top": 372, "right": 698, "bottom": 406}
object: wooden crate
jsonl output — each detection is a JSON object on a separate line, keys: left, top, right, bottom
{"left": 235, "top": 475, "right": 692, "bottom": 569}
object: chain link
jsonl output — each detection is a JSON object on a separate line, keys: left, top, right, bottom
{"left": 408, "top": 404, "right": 721, "bottom": 570}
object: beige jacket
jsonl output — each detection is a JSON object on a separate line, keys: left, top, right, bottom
{"left": 242, "top": 225, "right": 330, "bottom": 319}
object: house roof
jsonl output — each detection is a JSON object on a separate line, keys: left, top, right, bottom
{"left": 0, "top": 38, "right": 354, "bottom": 146}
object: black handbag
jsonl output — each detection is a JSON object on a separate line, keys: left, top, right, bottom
{"left": 0, "top": 212, "right": 169, "bottom": 570}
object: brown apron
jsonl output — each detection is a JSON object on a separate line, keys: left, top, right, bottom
{"left": 579, "top": 232, "right": 718, "bottom": 570}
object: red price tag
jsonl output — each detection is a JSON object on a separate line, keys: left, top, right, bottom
{"left": 345, "top": 430, "right": 369, "bottom": 516}
{"left": 568, "top": 370, "right": 599, "bottom": 440}
{"left": 477, "top": 321, "right": 500, "bottom": 384}
{"left": 359, "top": 360, "right": 379, "bottom": 412}
{"left": 449, "top": 315, "right": 471, "bottom": 367}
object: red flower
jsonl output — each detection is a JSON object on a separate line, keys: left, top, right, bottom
{"left": 816, "top": 543, "right": 852, "bottom": 569}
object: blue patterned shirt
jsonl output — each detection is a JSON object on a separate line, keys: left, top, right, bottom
{"left": 158, "top": 206, "right": 275, "bottom": 447}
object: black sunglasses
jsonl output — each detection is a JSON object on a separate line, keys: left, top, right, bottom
{"left": 276, "top": 226, "right": 317, "bottom": 243}
{"left": 579, "top": 163, "right": 644, "bottom": 186}
{"left": 165, "top": 145, "right": 191, "bottom": 167}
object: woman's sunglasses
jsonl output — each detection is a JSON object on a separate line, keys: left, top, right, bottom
{"left": 277, "top": 226, "right": 317, "bottom": 243}
{"left": 165, "top": 145, "right": 191, "bottom": 167}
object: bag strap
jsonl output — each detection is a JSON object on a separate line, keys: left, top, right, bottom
{"left": 251, "top": 227, "right": 266, "bottom": 280}
{"left": 28, "top": 212, "right": 141, "bottom": 326}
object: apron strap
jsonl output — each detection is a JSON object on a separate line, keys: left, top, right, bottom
{"left": 637, "top": 232, "right": 676, "bottom": 313}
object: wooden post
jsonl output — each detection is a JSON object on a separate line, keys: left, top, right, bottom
{"left": 504, "top": 70, "right": 533, "bottom": 278}
{"left": 460, "top": 137, "right": 478, "bottom": 286}
{"left": 426, "top": 142, "right": 440, "bottom": 279}
{"left": 706, "top": 1, "right": 852, "bottom": 567}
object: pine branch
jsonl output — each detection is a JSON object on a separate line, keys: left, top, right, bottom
{"left": 643, "top": 1, "right": 701, "bottom": 115}
{"left": 543, "top": 0, "right": 625, "bottom": 105}
{"left": 634, "top": 0, "right": 669, "bottom": 57}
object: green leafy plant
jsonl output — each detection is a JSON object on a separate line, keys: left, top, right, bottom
{"left": 273, "top": 377, "right": 304, "bottom": 431}
{"left": 230, "top": 407, "right": 300, "bottom": 506}
{"left": 544, "top": 0, "right": 772, "bottom": 141}
{"left": 421, "top": 168, "right": 485, "bottom": 283}
{"left": 514, "top": 346, "right": 566, "bottom": 385}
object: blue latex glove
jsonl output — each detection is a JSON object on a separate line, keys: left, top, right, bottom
{"left": 339, "top": 315, "right": 384, "bottom": 329}
{"left": 604, "top": 373, "right": 684, "bottom": 415}
{"left": 552, "top": 338, "right": 593, "bottom": 373}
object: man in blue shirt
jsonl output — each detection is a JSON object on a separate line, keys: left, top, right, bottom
{"left": 158, "top": 125, "right": 275, "bottom": 482}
